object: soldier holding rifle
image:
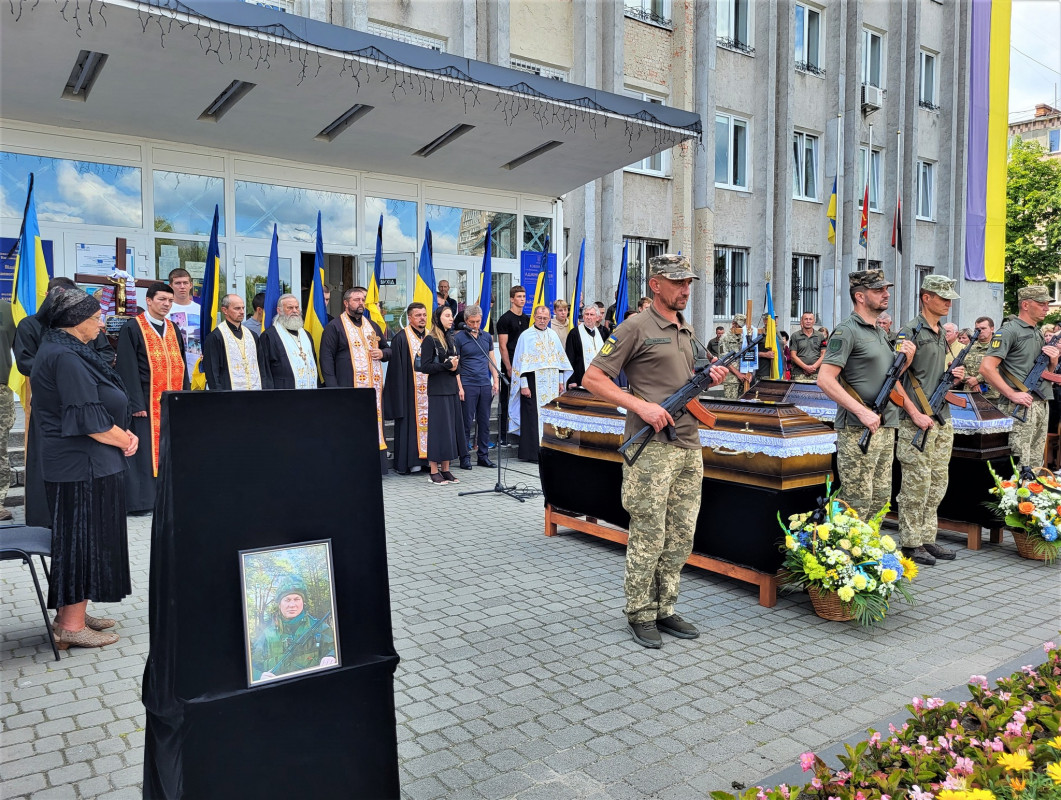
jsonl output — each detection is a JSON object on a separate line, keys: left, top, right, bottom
{"left": 816, "top": 271, "right": 915, "bottom": 521}
{"left": 979, "top": 285, "right": 1060, "bottom": 470}
{"left": 582, "top": 255, "right": 728, "bottom": 650}
{"left": 894, "top": 276, "right": 965, "bottom": 567}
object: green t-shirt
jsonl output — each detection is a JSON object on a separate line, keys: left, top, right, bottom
{"left": 823, "top": 312, "right": 903, "bottom": 429}
{"left": 990, "top": 318, "right": 1049, "bottom": 400}
{"left": 898, "top": 315, "right": 951, "bottom": 421}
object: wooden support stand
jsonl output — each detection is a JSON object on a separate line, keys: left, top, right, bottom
{"left": 885, "top": 512, "right": 1004, "bottom": 550}
{"left": 544, "top": 504, "right": 781, "bottom": 608}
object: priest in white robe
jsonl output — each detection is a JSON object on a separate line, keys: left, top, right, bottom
{"left": 508, "top": 305, "right": 572, "bottom": 463}
{"left": 259, "top": 294, "right": 318, "bottom": 390}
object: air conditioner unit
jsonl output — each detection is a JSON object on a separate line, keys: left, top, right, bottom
{"left": 861, "top": 84, "right": 884, "bottom": 110}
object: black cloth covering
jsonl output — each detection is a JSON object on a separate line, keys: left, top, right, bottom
{"left": 319, "top": 313, "right": 390, "bottom": 387}
{"left": 15, "top": 295, "right": 114, "bottom": 528}
{"left": 258, "top": 325, "right": 311, "bottom": 389}
{"left": 201, "top": 322, "right": 270, "bottom": 390}
{"left": 564, "top": 324, "right": 603, "bottom": 387}
{"left": 417, "top": 334, "right": 467, "bottom": 463}
{"left": 115, "top": 317, "right": 189, "bottom": 514}
{"left": 382, "top": 327, "right": 429, "bottom": 473}
{"left": 517, "top": 375, "right": 540, "bottom": 462}
{"left": 142, "top": 390, "right": 399, "bottom": 799}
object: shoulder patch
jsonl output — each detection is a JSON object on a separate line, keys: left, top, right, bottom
{"left": 991, "top": 333, "right": 1002, "bottom": 349}
{"left": 600, "top": 336, "right": 617, "bottom": 356}
{"left": 828, "top": 338, "right": 842, "bottom": 352}
{"left": 830, "top": 328, "right": 843, "bottom": 337}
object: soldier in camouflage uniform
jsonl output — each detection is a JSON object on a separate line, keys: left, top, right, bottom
{"left": 582, "top": 255, "right": 728, "bottom": 649}
{"left": 816, "top": 270, "right": 915, "bottom": 521}
{"left": 962, "top": 317, "right": 999, "bottom": 400}
{"left": 894, "top": 276, "right": 965, "bottom": 566}
{"left": 0, "top": 300, "right": 14, "bottom": 520}
{"left": 252, "top": 577, "right": 337, "bottom": 681}
{"left": 789, "top": 312, "right": 826, "bottom": 383}
{"left": 720, "top": 313, "right": 751, "bottom": 399}
{"left": 980, "top": 286, "right": 1059, "bottom": 469}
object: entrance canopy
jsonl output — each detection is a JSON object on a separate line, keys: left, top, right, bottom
{"left": 0, "top": 0, "right": 702, "bottom": 197}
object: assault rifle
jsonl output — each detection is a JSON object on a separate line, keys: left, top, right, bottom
{"left": 617, "top": 334, "right": 765, "bottom": 466}
{"left": 266, "top": 611, "right": 333, "bottom": 676}
{"left": 857, "top": 322, "right": 923, "bottom": 455}
{"left": 910, "top": 336, "right": 974, "bottom": 452}
{"left": 1008, "top": 330, "right": 1061, "bottom": 423}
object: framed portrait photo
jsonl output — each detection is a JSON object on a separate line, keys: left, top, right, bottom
{"left": 239, "top": 540, "right": 341, "bottom": 687}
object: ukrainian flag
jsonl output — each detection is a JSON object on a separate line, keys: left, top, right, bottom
{"left": 614, "top": 240, "right": 629, "bottom": 324}
{"left": 826, "top": 178, "right": 837, "bottom": 245}
{"left": 568, "top": 238, "right": 585, "bottom": 331}
{"left": 477, "top": 224, "right": 492, "bottom": 330}
{"left": 7, "top": 174, "right": 50, "bottom": 405}
{"left": 304, "top": 211, "right": 329, "bottom": 380}
{"left": 264, "top": 223, "right": 281, "bottom": 329}
{"left": 366, "top": 214, "right": 387, "bottom": 331}
{"left": 764, "top": 282, "right": 783, "bottom": 380}
{"left": 190, "top": 205, "right": 221, "bottom": 391}
{"left": 412, "top": 223, "right": 436, "bottom": 324}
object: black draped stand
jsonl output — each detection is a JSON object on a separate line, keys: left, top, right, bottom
{"left": 142, "top": 389, "right": 400, "bottom": 799}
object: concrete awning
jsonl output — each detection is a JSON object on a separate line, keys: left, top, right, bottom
{"left": 0, "top": 0, "right": 702, "bottom": 197}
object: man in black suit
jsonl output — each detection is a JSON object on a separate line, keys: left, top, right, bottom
{"left": 565, "top": 304, "right": 604, "bottom": 388}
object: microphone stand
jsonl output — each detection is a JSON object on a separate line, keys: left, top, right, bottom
{"left": 454, "top": 323, "right": 536, "bottom": 503}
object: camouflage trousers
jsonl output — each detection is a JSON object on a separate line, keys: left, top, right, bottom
{"left": 723, "top": 375, "right": 741, "bottom": 400}
{"left": 998, "top": 398, "right": 1048, "bottom": 470}
{"left": 0, "top": 387, "right": 12, "bottom": 504}
{"left": 835, "top": 425, "right": 896, "bottom": 521}
{"left": 792, "top": 373, "right": 816, "bottom": 384}
{"left": 895, "top": 417, "right": 953, "bottom": 547}
{"left": 621, "top": 441, "right": 702, "bottom": 623}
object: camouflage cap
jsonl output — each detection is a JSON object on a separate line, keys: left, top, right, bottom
{"left": 274, "top": 576, "right": 308, "bottom": 606}
{"left": 920, "top": 274, "right": 960, "bottom": 300}
{"left": 648, "top": 253, "right": 698, "bottom": 281}
{"left": 1018, "top": 285, "right": 1052, "bottom": 303}
{"left": 732, "top": 313, "right": 747, "bottom": 325}
{"left": 849, "top": 269, "right": 893, "bottom": 290}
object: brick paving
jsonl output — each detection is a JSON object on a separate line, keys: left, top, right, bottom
{"left": 3, "top": 449, "right": 1060, "bottom": 799}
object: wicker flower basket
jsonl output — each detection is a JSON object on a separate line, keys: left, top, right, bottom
{"left": 1010, "top": 529, "right": 1052, "bottom": 561}
{"left": 807, "top": 585, "right": 856, "bottom": 622}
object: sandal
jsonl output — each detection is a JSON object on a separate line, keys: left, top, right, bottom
{"left": 441, "top": 471, "right": 459, "bottom": 484}
{"left": 53, "top": 626, "right": 119, "bottom": 650}
{"left": 429, "top": 472, "right": 447, "bottom": 484}
{"left": 54, "top": 614, "right": 116, "bottom": 631}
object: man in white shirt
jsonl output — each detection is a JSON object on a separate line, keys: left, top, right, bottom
{"left": 167, "top": 267, "right": 202, "bottom": 380}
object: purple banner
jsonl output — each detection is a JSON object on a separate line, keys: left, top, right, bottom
{"left": 964, "top": 0, "right": 991, "bottom": 282}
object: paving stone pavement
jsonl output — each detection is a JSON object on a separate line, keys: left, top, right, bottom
{"left": 2, "top": 452, "right": 1059, "bottom": 799}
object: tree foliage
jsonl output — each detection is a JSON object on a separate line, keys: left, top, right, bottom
{"left": 242, "top": 543, "right": 334, "bottom": 645}
{"left": 1005, "top": 138, "right": 1061, "bottom": 314}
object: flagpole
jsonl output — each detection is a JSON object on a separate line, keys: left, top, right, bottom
{"left": 866, "top": 123, "right": 873, "bottom": 260}
{"left": 894, "top": 129, "right": 902, "bottom": 321}
{"left": 833, "top": 113, "right": 842, "bottom": 330}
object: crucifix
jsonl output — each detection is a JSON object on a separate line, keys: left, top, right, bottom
{"left": 73, "top": 237, "right": 155, "bottom": 347}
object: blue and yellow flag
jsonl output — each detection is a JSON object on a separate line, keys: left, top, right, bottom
{"left": 826, "top": 177, "right": 837, "bottom": 245}
{"left": 7, "top": 174, "right": 50, "bottom": 404}
{"left": 764, "top": 282, "right": 783, "bottom": 380}
{"left": 568, "top": 238, "right": 585, "bottom": 331}
{"left": 412, "top": 223, "right": 436, "bottom": 325}
{"left": 532, "top": 237, "right": 551, "bottom": 310}
{"left": 264, "top": 223, "right": 281, "bottom": 329}
{"left": 304, "top": 211, "right": 329, "bottom": 380}
{"left": 477, "top": 223, "right": 492, "bottom": 330}
{"left": 614, "top": 240, "right": 630, "bottom": 325}
{"left": 366, "top": 214, "right": 387, "bottom": 331}
{"left": 190, "top": 205, "right": 221, "bottom": 390}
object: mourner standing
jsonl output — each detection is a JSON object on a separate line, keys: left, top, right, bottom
{"left": 894, "top": 276, "right": 965, "bottom": 567}
{"left": 816, "top": 271, "right": 915, "bottom": 521}
{"left": 963, "top": 317, "right": 998, "bottom": 399}
{"left": 789, "top": 313, "right": 826, "bottom": 383}
{"left": 979, "top": 285, "right": 1059, "bottom": 469}
{"left": 582, "top": 255, "right": 728, "bottom": 649}
{"left": 720, "top": 314, "right": 751, "bottom": 399}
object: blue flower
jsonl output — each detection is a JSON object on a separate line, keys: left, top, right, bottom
{"left": 1043, "top": 525, "right": 1058, "bottom": 542}
{"left": 881, "top": 553, "right": 903, "bottom": 576}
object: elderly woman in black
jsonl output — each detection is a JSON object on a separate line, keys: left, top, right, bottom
{"left": 415, "top": 305, "right": 467, "bottom": 484}
{"left": 32, "top": 288, "right": 138, "bottom": 650}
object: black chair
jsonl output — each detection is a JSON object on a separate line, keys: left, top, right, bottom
{"left": 0, "top": 525, "right": 60, "bottom": 661}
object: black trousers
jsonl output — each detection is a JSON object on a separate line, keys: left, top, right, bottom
{"left": 517, "top": 376, "right": 539, "bottom": 463}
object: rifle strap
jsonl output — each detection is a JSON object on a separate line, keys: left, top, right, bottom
{"left": 837, "top": 376, "right": 867, "bottom": 408}
{"left": 1000, "top": 365, "right": 1030, "bottom": 393}
{"left": 906, "top": 375, "right": 933, "bottom": 416}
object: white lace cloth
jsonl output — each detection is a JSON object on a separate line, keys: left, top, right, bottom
{"left": 792, "top": 403, "right": 1014, "bottom": 435}
{"left": 540, "top": 407, "right": 837, "bottom": 457}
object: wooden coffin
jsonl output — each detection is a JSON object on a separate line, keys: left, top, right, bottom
{"left": 539, "top": 389, "right": 835, "bottom": 606}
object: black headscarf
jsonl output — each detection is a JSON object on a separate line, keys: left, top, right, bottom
{"left": 39, "top": 288, "right": 127, "bottom": 395}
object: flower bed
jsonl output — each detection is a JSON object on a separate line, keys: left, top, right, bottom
{"left": 711, "top": 643, "right": 1061, "bottom": 800}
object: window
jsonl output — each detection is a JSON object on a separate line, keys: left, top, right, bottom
{"left": 153, "top": 171, "right": 224, "bottom": 236}
{"left": 365, "top": 22, "right": 446, "bottom": 52}
{"left": 426, "top": 205, "right": 517, "bottom": 258}
{"left": 624, "top": 90, "right": 669, "bottom": 175}
{"left": 857, "top": 259, "right": 883, "bottom": 272}
{"left": 1049, "top": 129, "right": 1060, "bottom": 153}
{"left": 862, "top": 29, "right": 883, "bottom": 88}
{"left": 794, "top": 4, "right": 823, "bottom": 73}
{"left": 624, "top": 0, "right": 672, "bottom": 26}
{"left": 792, "top": 131, "right": 819, "bottom": 200}
{"left": 509, "top": 58, "right": 568, "bottom": 82}
{"left": 916, "top": 264, "right": 934, "bottom": 288}
{"left": 791, "top": 255, "right": 819, "bottom": 320}
{"left": 917, "top": 160, "right": 935, "bottom": 220}
{"left": 714, "top": 246, "right": 749, "bottom": 317}
{"left": 623, "top": 238, "right": 667, "bottom": 302}
{"left": 243, "top": 0, "right": 293, "bottom": 11}
{"left": 523, "top": 216, "right": 552, "bottom": 252}
{"left": 235, "top": 181, "right": 357, "bottom": 245}
{"left": 717, "top": 0, "right": 753, "bottom": 53}
{"left": 857, "top": 147, "right": 882, "bottom": 212}
{"left": 715, "top": 113, "right": 750, "bottom": 189}
{"left": 919, "top": 50, "right": 939, "bottom": 109}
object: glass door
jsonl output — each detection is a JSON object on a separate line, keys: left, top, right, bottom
{"left": 359, "top": 252, "right": 414, "bottom": 335}
{"left": 234, "top": 242, "right": 296, "bottom": 325}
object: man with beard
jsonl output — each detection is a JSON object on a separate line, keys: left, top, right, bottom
{"left": 202, "top": 294, "right": 268, "bottom": 390}
{"left": 565, "top": 303, "right": 604, "bottom": 388}
{"left": 320, "top": 286, "right": 391, "bottom": 474}
{"left": 258, "top": 294, "right": 318, "bottom": 389}
{"left": 817, "top": 270, "right": 915, "bottom": 521}
{"left": 116, "top": 282, "right": 189, "bottom": 515}
{"left": 383, "top": 302, "right": 430, "bottom": 475}
{"left": 963, "top": 317, "right": 998, "bottom": 399}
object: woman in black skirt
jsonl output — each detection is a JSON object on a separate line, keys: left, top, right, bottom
{"left": 32, "top": 288, "right": 138, "bottom": 650}
{"left": 416, "top": 305, "right": 467, "bottom": 484}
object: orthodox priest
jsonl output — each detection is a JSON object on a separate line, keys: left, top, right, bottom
{"left": 565, "top": 304, "right": 604, "bottom": 388}
{"left": 258, "top": 294, "right": 318, "bottom": 390}
{"left": 202, "top": 294, "right": 269, "bottom": 390}
{"left": 116, "top": 282, "right": 188, "bottom": 515}
{"left": 320, "top": 286, "right": 391, "bottom": 473}
{"left": 507, "top": 305, "right": 572, "bottom": 462}
{"left": 383, "top": 302, "right": 429, "bottom": 475}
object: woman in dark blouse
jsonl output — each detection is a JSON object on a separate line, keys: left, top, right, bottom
{"left": 31, "top": 288, "right": 138, "bottom": 651}
{"left": 416, "top": 306, "right": 467, "bottom": 485}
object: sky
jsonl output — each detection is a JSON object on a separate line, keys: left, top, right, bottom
{"left": 1009, "top": 0, "right": 1061, "bottom": 120}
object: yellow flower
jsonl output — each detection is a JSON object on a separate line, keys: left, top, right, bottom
{"left": 786, "top": 535, "right": 797, "bottom": 550}
{"left": 967, "top": 791, "right": 996, "bottom": 800}
{"left": 852, "top": 573, "right": 868, "bottom": 591}
{"left": 838, "top": 538, "right": 852, "bottom": 550}
{"left": 900, "top": 555, "right": 919, "bottom": 581}
{"left": 881, "top": 568, "right": 898, "bottom": 583}
{"left": 816, "top": 525, "right": 831, "bottom": 540}
{"left": 851, "top": 547, "right": 862, "bottom": 557}
{"left": 880, "top": 535, "right": 897, "bottom": 552}
{"left": 837, "top": 585, "right": 855, "bottom": 602}
{"left": 1046, "top": 736, "right": 1061, "bottom": 750}
{"left": 1009, "top": 777, "right": 1026, "bottom": 792}
{"left": 845, "top": 507, "right": 859, "bottom": 517}
{"left": 937, "top": 790, "right": 967, "bottom": 800}
{"left": 1046, "top": 762, "right": 1061, "bottom": 785}
{"left": 997, "top": 750, "right": 1033, "bottom": 772}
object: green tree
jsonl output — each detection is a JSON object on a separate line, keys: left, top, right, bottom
{"left": 1005, "top": 138, "right": 1061, "bottom": 314}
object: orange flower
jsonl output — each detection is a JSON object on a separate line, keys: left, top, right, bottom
{"left": 1029, "top": 483, "right": 1044, "bottom": 494}
{"left": 1002, "top": 481, "right": 1016, "bottom": 489}
{"left": 1018, "top": 501, "right": 1035, "bottom": 514}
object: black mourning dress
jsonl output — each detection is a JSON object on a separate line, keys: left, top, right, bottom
{"left": 416, "top": 333, "right": 468, "bottom": 464}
